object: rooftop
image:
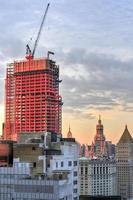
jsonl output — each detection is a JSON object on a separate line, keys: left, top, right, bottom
{"left": 118, "top": 125, "right": 133, "bottom": 144}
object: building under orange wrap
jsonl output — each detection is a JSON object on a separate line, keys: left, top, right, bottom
{"left": 3, "top": 57, "right": 62, "bottom": 141}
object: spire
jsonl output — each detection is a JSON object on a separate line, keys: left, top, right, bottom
{"left": 67, "top": 124, "right": 72, "bottom": 138}
{"left": 99, "top": 115, "right": 101, "bottom": 120}
{"left": 96, "top": 115, "right": 103, "bottom": 133}
{"left": 69, "top": 124, "right": 71, "bottom": 132}
{"left": 95, "top": 114, "right": 105, "bottom": 141}
{"left": 98, "top": 115, "right": 101, "bottom": 125}
{"left": 118, "top": 125, "right": 133, "bottom": 144}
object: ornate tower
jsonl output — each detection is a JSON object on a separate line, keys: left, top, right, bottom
{"left": 67, "top": 125, "right": 72, "bottom": 138}
{"left": 94, "top": 115, "right": 106, "bottom": 156}
{"left": 89, "top": 116, "right": 106, "bottom": 158}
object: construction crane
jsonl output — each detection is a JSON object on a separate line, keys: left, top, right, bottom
{"left": 26, "top": 3, "right": 50, "bottom": 59}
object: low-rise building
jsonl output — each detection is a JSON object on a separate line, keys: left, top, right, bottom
{"left": 0, "top": 162, "right": 73, "bottom": 200}
{"left": 0, "top": 132, "right": 79, "bottom": 200}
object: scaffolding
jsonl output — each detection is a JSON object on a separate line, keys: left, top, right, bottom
{"left": 4, "top": 58, "right": 62, "bottom": 141}
{"left": 4, "top": 63, "right": 15, "bottom": 140}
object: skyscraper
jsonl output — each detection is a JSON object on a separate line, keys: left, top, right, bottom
{"left": 116, "top": 125, "right": 133, "bottom": 200}
{"left": 94, "top": 116, "right": 106, "bottom": 157}
{"left": 88, "top": 116, "right": 106, "bottom": 158}
{"left": 3, "top": 56, "right": 62, "bottom": 141}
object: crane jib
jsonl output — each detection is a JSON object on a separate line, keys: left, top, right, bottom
{"left": 26, "top": 3, "right": 50, "bottom": 60}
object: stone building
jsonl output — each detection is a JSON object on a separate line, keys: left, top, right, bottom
{"left": 116, "top": 125, "right": 133, "bottom": 200}
{"left": 79, "top": 157, "right": 117, "bottom": 196}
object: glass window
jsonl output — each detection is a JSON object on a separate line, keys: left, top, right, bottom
{"left": 74, "top": 171, "right": 77, "bottom": 176}
{"left": 85, "top": 167, "right": 88, "bottom": 174}
{"left": 73, "top": 188, "right": 78, "bottom": 193}
{"left": 32, "top": 146, "right": 36, "bottom": 150}
{"left": 33, "top": 162, "right": 36, "bottom": 168}
{"left": 73, "top": 180, "right": 77, "bottom": 185}
{"left": 74, "top": 161, "right": 78, "bottom": 166}
{"left": 56, "top": 162, "right": 58, "bottom": 168}
{"left": 68, "top": 161, "right": 72, "bottom": 166}
{"left": 81, "top": 167, "right": 83, "bottom": 174}
{"left": 61, "top": 161, "right": 64, "bottom": 167}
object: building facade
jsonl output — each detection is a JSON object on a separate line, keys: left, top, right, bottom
{"left": 4, "top": 56, "right": 62, "bottom": 141}
{"left": 0, "top": 163, "right": 73, "bottom": 200}
{"left": 0, "top": 132, "right": 79, "bottom": 200}
{"left": 49, "top": 137, "right": 80, "bottom": 200}
{"left": 79, "top": 157, "right": 117, "bottom": 196}
{"left": 0, "top": 140, "right": 14, "bottom": 167}
{"left": 79, "top": 195, "right": 121, "bottom": 200}
{"left": 116, "top": 125, "right": 133, "bottom": 200}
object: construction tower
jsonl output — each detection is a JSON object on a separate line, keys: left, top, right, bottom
{"left": 3, "top": 3, "right": 63, "bottom": 141}
{"left": 4, "top": 56, "right": 62, "bottom": 141}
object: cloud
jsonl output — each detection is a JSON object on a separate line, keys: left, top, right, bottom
{"left": 59, "top": 48, "right": 133, "bottom": 116}
{"left": 1, "top": 0, "right": 133, "bottom": 120}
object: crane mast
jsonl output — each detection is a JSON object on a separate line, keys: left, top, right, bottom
{"left": 26, "top": 3, "right": 50, "bottom": 59}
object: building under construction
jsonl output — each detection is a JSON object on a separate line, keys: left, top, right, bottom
{"left": 4, "top": 56, "right": 62, "bottom": 141}
{"left": 3, "top": 3, "right": 63, "bottom": 141}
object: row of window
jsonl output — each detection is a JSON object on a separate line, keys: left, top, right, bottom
{"left": 56, "top": 161, "right": 78, "bottom": 168}
{"left": 80, "top": 166, "right": 109, "bottom": 175}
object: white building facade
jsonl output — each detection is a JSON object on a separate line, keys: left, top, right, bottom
{"left": 49, "top": 139, "right": 80, "bottom": 200}
{"left": 0, "top": 135, "right": 79, "bottom": 200}
{"left": 79, "top": 157, "right": 117, "bottom": 196}
{"left": 0, "top": 163, "right": 72, "bottom": 200}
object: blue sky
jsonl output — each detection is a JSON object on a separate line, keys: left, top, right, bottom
{"left": 1, "top": 0, "right": 133, "bottom": 143}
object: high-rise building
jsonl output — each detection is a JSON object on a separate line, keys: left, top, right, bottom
{"left": 87, "top": 116, "right": 106, "bottom": 158}
{"left": 79, "top": 157, "right": 117, "bottom": 196}
{"left": 87, "top": 116, "right": 115, "bottom": 158}
{"left": 105, "top": 141, "right": 115, "bottom": 158}
{"left": 93, "top": 116, "right": 106, "bottom": 157}
{"left": 80, "top": 144, "right": 86, "bottom": 157}
{"left": 3, "top": 56, "right": 62, "bottom": 141}
{"left": 116, "top": 125, "right": 133, "bottom": 200}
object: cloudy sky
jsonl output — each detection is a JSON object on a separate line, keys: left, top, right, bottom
{"left": 1, "top": 0, "right": 133, "bottom": 144}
